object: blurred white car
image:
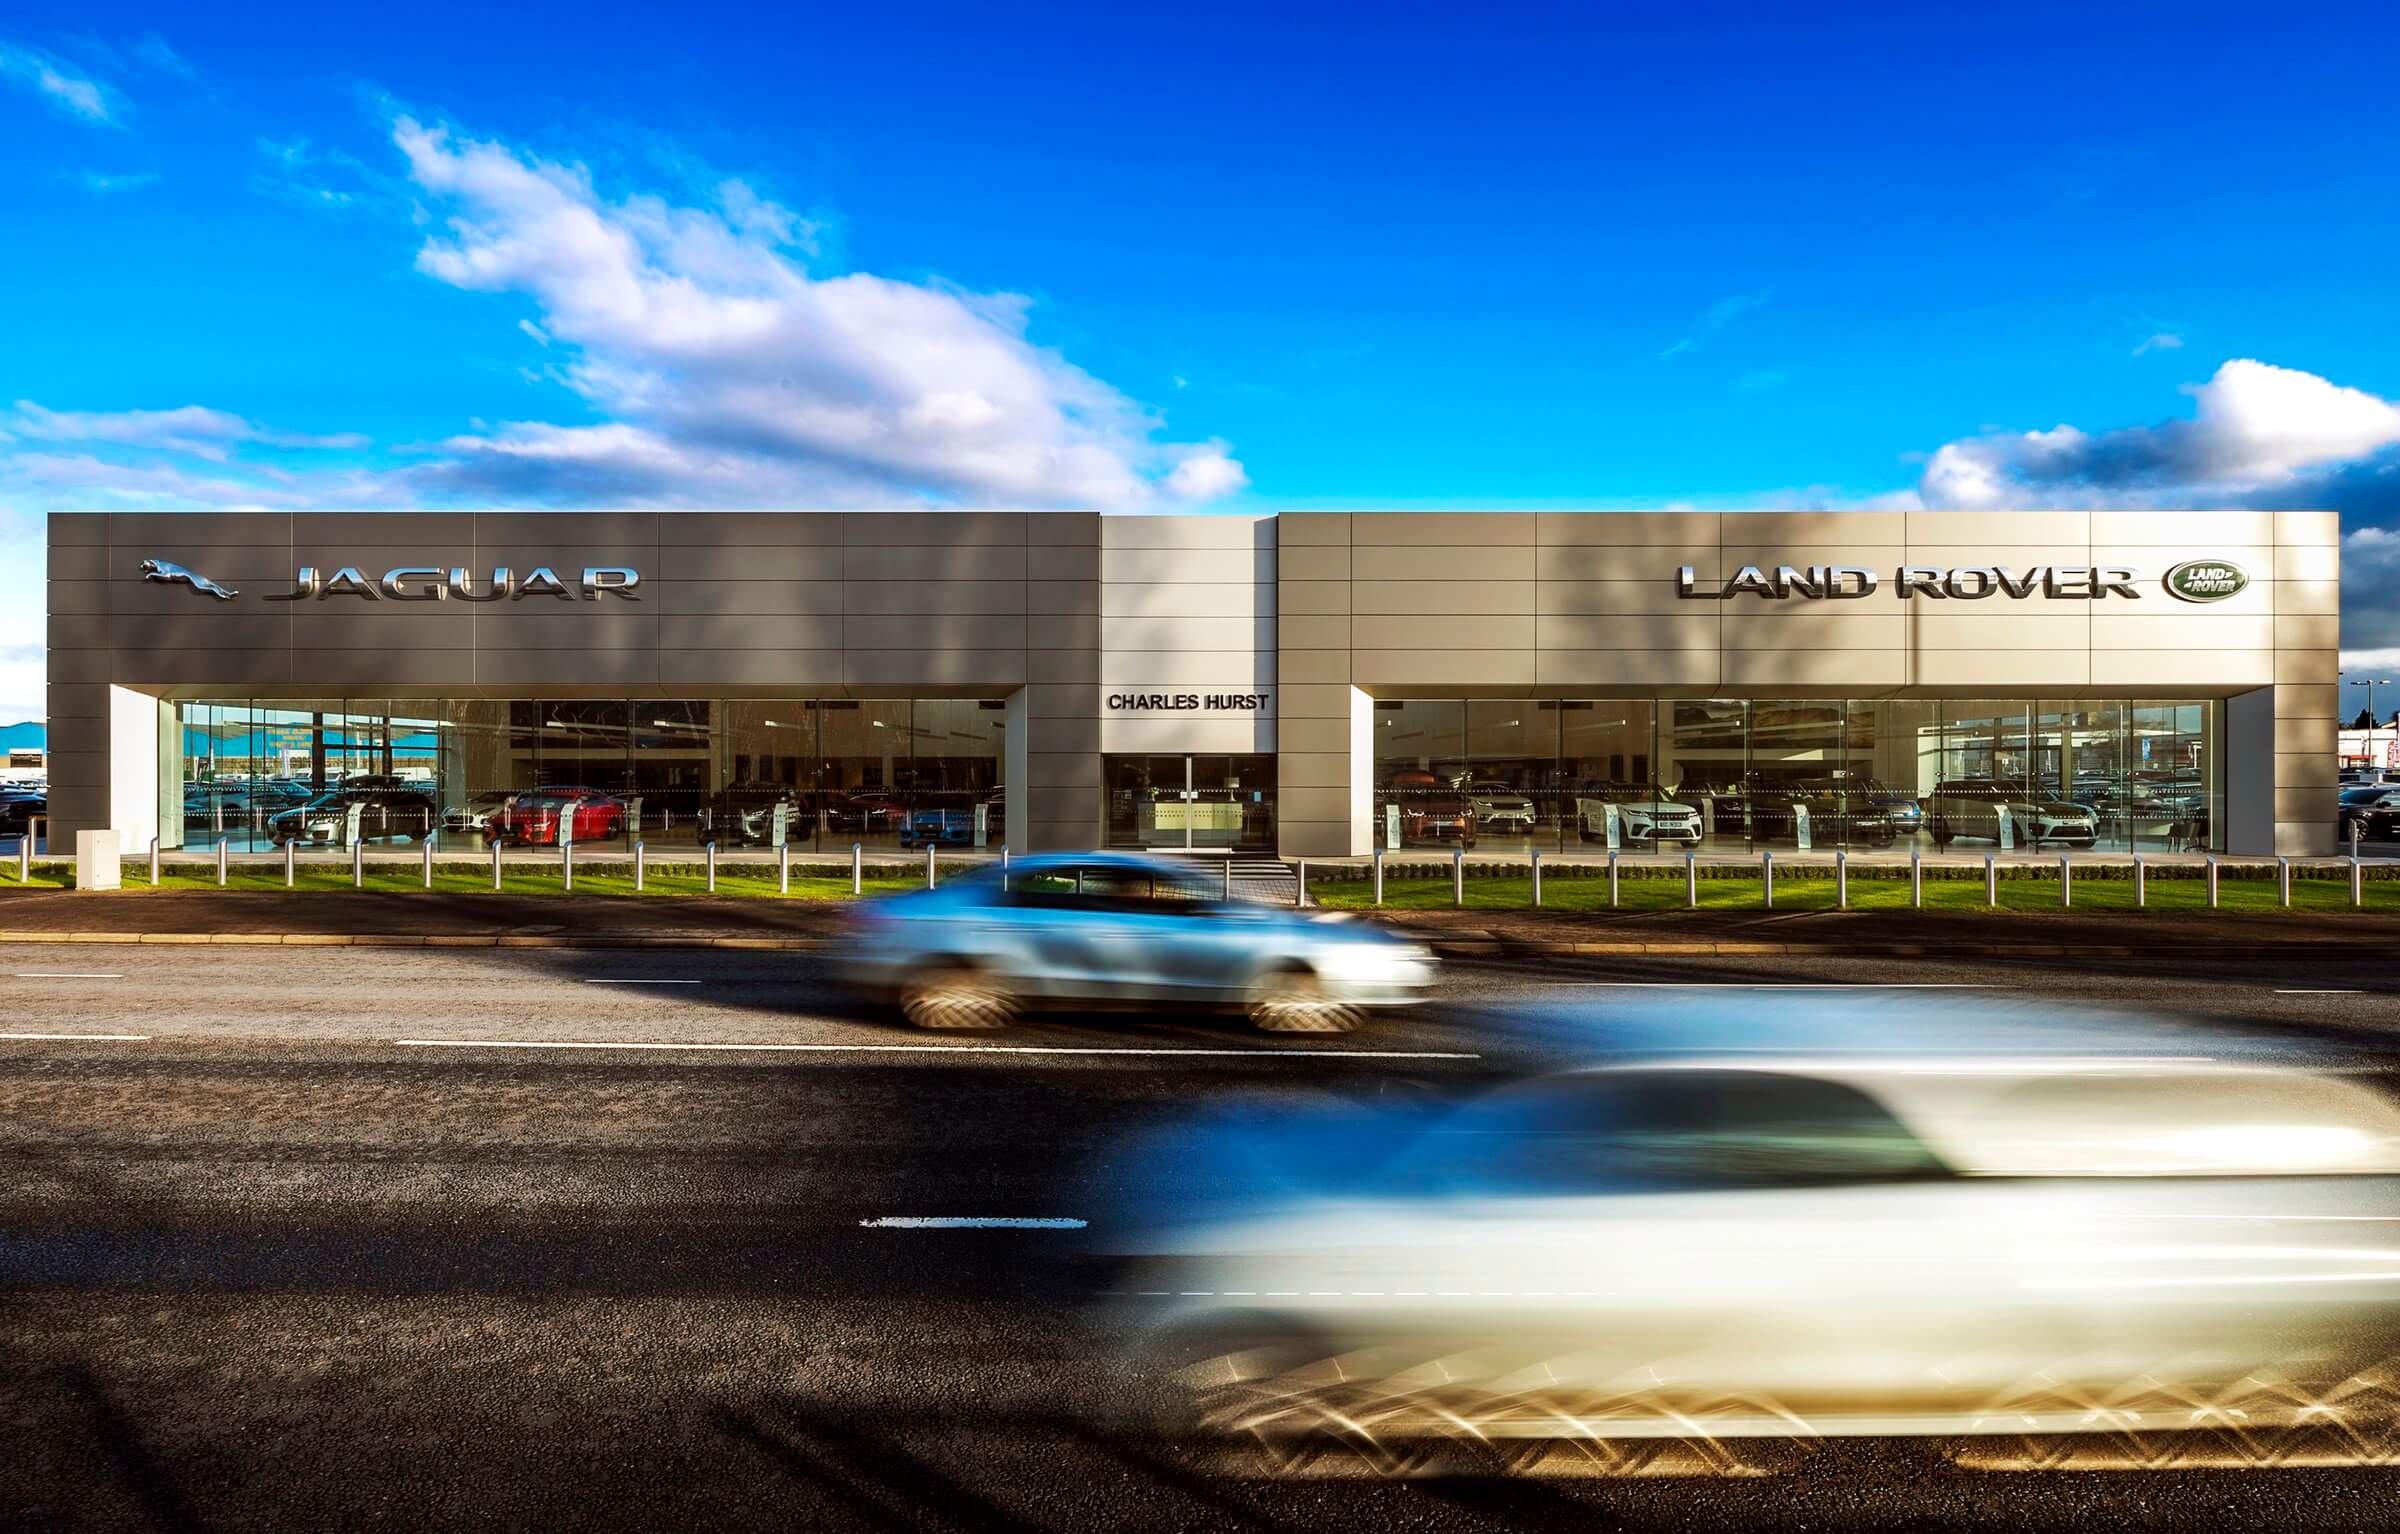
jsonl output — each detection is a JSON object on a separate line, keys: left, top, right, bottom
{"left": 1111, "top": 1056, "right": 2400, "bottom": 1449}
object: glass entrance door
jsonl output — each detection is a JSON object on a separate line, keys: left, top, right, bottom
{"left": 1106, "top": 754, "right": 1277, "bottom": 851}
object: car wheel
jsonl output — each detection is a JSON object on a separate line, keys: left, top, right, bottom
{"left": 898, "top": 965, "right": 1017, "bottom": 1030}
{"left": 1248, "top": 969, "right": 1360, "bottom": 1034}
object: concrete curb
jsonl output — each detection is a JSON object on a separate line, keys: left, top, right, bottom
{"left": 0, "top": 930, "right": 833, "bottom": 950}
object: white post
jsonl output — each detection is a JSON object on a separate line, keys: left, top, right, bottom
{"left": 1762, "top": 849, "right": 1773, "bottom": 908}
{"left": 1608, "top": 850, "right": 1619, "bottom": 908}
{"left": 491, "top": 840, "right": 503, "bottom": 890}
{"left": 635, "top": 841, "right": 646, "bottom": 891}
{"left": 1295, "top": 857, "right": 1307, "bottom": 908}
{"left": 1909, "top": 850, "right": 1922, "bottom": 909}
{"left": 852, "top": 843, "right": 862, "bottom": 895}
{"left": 283, "top": 838, "right": 294, "bottom": 888}
{"left": 563, "top": 839, "right": 573, "bottom": 893}
{"left": 1686, "top": 849, "right": 1698, "bottom": 908}
{"left": 1372, "top": 848, "right": 1384, "bottom": 905}
{"left": 1529, "top": 847, "right": 1542, "bottom": 908}
{"left": 1452, "top": 846, "right": 1464, "bottom": 907}
{"left": 2206, "top": 854, "right": 2219, "bottom": 909}
{"left": 218, "top": 837, "right": 229, "bottom": 887}
{"left": 352, "top": 838, "right": 364, "bottom": 889}
{"left": 2133, "top": 853, "right": 2145, "bottom": 908}
{"left": 17, "top": 832, "right": 27, "bottom": 884}
{"left": 151, "top": 836, "right": 161, "bottom": 886}
{"left": 708, "top": 841, "right": 719, "bottom": 893}
{"left": 2059, "top": 852, "right": 2071, "bottom": 908}
{"left": 422, "top": 836, "right": 433, "bottom": 889}
{"left": 926, "top": 843, "right": 937, "bottom": 890}
{"left": 778, "top": 841, "right": 790, "bottom": 894}
{"left": 1836, "top": 848, "right": 1848, "bottom": 909}
{"left": 1985, "top": 853, "right": 1998, "bottom": 907}
{"left": 1223, "top": 860, "right": 1232, "bottom": 901}
{"left": 2353, "top": 851, "right": 2364, "bottom": 908}
{"left": 2279, "top": 855, "right": 2292, "bottom": 908}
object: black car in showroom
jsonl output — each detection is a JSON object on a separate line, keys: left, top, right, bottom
{"left": 1712, "top": 775, "right": 1899, "bottom": 848}
{"left": 705, "top": 781, "right": 807, "bottom": 845}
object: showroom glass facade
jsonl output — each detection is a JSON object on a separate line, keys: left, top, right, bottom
{"left": 164, "top": 698, "right": 1005, "bottom": 852}
{"left": 1372, "top": 699, "right": 2220, "bottom": 854}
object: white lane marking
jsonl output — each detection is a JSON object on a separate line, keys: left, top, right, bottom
{"left": 1564, "top": 982, "right": 2007, "bottom": 990}
{"left": 0, "top": 1031, "right": 149, "bottom": 1041}
{"left": 12, "top": 973, "right": 124, "bottom": 979}
{"left": 2276, "top": 989, "right": 2364, "bottom": 994}
{"left": 583, "top": 979, "right": 705, "bottom": 985}
{"left": 395, "top": 1038, "right": 1478, "bottom": 1059}
{"left": 859, "top": 1216, "right": 1087, "bottom": 1229}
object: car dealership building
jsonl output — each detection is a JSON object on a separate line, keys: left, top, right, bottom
{"left": 44, "top": 508, "right": 2342, "bottom": 859}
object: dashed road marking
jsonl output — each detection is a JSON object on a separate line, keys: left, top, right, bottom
{"left": 12, "top": 973, "right": 124, "bottom": 979}
{"left": 859, "top": 1216, "right": 1086, "bottom": 1229}
{"left": 395, "top": 1038, "right": 1479, "bottom": 1059}
{"left": 583, "top": 979, "right": 705, "bottom": 985}
{"left": 0, "top": 1031, "right": 149, "bottom": 1041}
{"left": 2276, "top": 989, "right": 2364, "bottom": 994}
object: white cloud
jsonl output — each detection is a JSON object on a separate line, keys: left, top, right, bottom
{"left": 1659, "top": 288, "right": 1771, "bottom": 360}
{"left": 133, "top": 33, "right": 192, "bottom": 79}
{"left": 4, "top": 401, "right": 368, "bottom": 460}
{"left": 70, "top": 169, "right": 156, "bottom": 194}
{"left": 391, "top": 115, "right": 1242, "bottom": 507}
{"left": 2133, "top": 331, "right": 2183, "bottom": 356}
{"left": 0, "top": 40, "right": 116, "bottom": 124}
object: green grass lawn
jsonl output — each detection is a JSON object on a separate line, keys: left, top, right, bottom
{"left": 1306, "top": 872, "right": 2395, "bottom": 914}
{"left": 0, "top": 861, "right": 947, "bottom": 899}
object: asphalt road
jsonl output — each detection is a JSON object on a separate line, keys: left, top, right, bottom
{"left": 9, "top": 943, "right": 2400, "bottom": 1531}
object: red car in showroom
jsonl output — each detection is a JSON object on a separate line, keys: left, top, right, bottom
{"left": 489, "top": 787, "right": 625, "bottom": 846}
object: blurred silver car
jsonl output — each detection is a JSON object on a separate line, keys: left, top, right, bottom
{"left": 1107, "top": 1046, "right": 2400, "bottom": 1456}
{"left": 840, "top": 851, "right": 1436, "bottom": 1031}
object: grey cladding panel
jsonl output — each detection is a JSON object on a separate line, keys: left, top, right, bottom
{"left": 848, "top": 511, "right": 1027, "bottom": 546}
{"left": 843, "top": 545, "right": 1030, "bottom": 581}
{"left": 653, "top": 580, "right": 846, "bottom": 616}
{"left": 845, "top": 581, "right": 1030, "bottom": 616}
{"left": 473, "top": 511, "right": 659, "bottom": 543}
{"left": 294, "top": 512, "right": 477, "bottom": 543}
{"left": 657, "top": 546, "right": 845, "bottom": 581}
{"left": 111, "top": 510, "right": 291, "bottom": 545}
{"left": 658, "top": 614, "right": 845, "bottom": 649}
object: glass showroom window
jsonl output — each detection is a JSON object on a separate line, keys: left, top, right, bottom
{"left": 1371, "top": 700, "right": 1469, "bottom": 851}
{"left": 820, "top": 701, "right": 912, "bottom": 851}
{"left": 634, "top": 702, "right": 717, "bottom": 848}
{"left": 1556, "top": 701, "right": 1663, "bottom": 850}
{"left": 1843, "top": 699, "right": 1940, "bottom": 848}
{"left": 1661, "top": 700, "right": 1748, "bottom": 851}
{"left": 719, "top": 703, "right": 816, "bottom": 849}
{"left": 1464, "top": 701, "right": 1554, "bottom": 853}
{"left": 904, "top": 699, "right": 1006, "bottom": 851}
{"left": 534, "top": 701, "right": 634, "bottom": 848}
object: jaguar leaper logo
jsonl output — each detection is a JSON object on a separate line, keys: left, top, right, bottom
{"left": 2163, "top": 559, "right": 2248, "bottom": 603}
{"left": 138, "top": 558, "right": 238, "bottom": 600}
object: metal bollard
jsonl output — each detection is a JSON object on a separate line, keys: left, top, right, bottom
{"left": 852, "top": 842, "right": 862, "bottom": 896}
{"left": 16, "top": 832, "right": 26, "bottom": 884}
{"left": 151, "top": 836, "right": 161, "bottom": 886}
{"left": 1453, "top": 847, "right": 1464, "bottom": 908}
{"left": 354, "top": 838, "right": 365, "bottom": 889}
{"left": 1984, "top": 853, "right": 1998, "bottom": 907}
{"left": 779, "top": 841, "right": 790, "bottom": 894}
{"left": 563, "top": 839, "right": 573, "bottom": 893}
{"left": 1910, "top": 850, "right": 1922, "bottom": 909}
{"left": 1530, "top": 847, "right": 1542, "bottom": 908}
{"left": 218, "top": 837, "right": 229, "bottom": 887}
{"left": 1001, "top": 844, "right": 1010, "bottom": 894}
{"left": 1295, "top": 857, "right": 1307, "bottom": 909}
{"left": 491, "top": 840, "right": 503, "bottom": 891}
{"left": 1372, "top": 848, "right": 1384, "bottom": 905}
{"left": 2133, "top": 853, "right": 2145, "bottom": 908}
{"left": 2279, "top": 856, "right": 2292, "bottom": 908}
{"left": 2206, "top": 854, "right": 2219, "bottom": 909}
{"left": 926, "top": 844, "right": 937, "bottom": 890}
{"left": 422, "top": 837, "right": 433, "bottom": 889}
{"left": 2058, "top": 853, "right": 2071, "bottom": 908}
{"left": 1608, "top": 850, "right": 1619, "bottom": 908}
{"left": 1223, "top": 859, "right": 1233, "bottom": 901}
{"left": 635, "top": 841, "right": 646, "bottom": 891}
{"left": 1762, "top": 849, "right": 1774, "bottom": 908}
{"left": 708, "top": 841, "right": 718, "bottom": 893}
{"left": 2353, "top": 852, "right": 2364, "bottom": 908}
{"left": 1686, "top": 849, "right": 1698, "bottom": 908}
{"left": 1836, "top": 849, "right": 1848, "bottom": 909}
{"left": 283, "top": 838, "right": 295, "bottom": 887}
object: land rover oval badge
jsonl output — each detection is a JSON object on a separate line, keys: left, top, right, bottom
{"left": 2164, "top": 559, "right": 2248, "bottom": 602}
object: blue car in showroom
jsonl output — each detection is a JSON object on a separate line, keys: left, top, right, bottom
{"left": 839, "top": 851, "right": 1436, "bottom": 1032}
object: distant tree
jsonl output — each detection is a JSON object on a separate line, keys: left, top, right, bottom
{"left": 2356, "top": 708, "right": 2377, "bottom": 730}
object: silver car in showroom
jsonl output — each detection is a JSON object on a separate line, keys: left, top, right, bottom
{"left": 840, "top": 851, "right": 1436, "bottom": 1031}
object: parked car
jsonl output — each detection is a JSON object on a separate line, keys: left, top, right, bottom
{"left": 1799, "top": 775, "right": 1924, "bottom": 837}
{"left": 824, "top": 791, "right": 906, "bottom": 835}
{"left": 841, "top": 851, "right": 1436, "bottom": 1031}
{"left": 1383, "top": 770, "right": 1476, "bottom": 848}
{"left": 1456, "top": 779, "right": 1538, "bottom": 833}
{"left": 1715, "top": 777, "right": 1898, "bottom": 848}
{"left": 707, "top": 781, "right": 807, "bottom": 845}
{"left": 1572, "top": 782, "right": 1702, "bottom": 845}
{"left": 2339, "top": 785, "right": 2400, "bottom": 840}
{"left": 1923, "top": 779, "right": 2098, "bottom": 848}
{"left": 268, "top": 788, "right": 439, "bottom": 845}
{"left": 1104, "top": 1047, "right": 2400, "bottom": 1451}
{"left": 489, "top": 788, "right": 625, "bottom": 846}
{"left": 0, "top": 790, "right": 44, "bottom": 836}
{"left": 2351, "top": 800, "right": 2400, "bottom": 844}
{"left": 442, "top": 790, "right": 519, "bottom": 838}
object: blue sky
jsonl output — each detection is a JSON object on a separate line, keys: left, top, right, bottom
{"left": 5, "top": 1, "right": 2400, "bottom": 716}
